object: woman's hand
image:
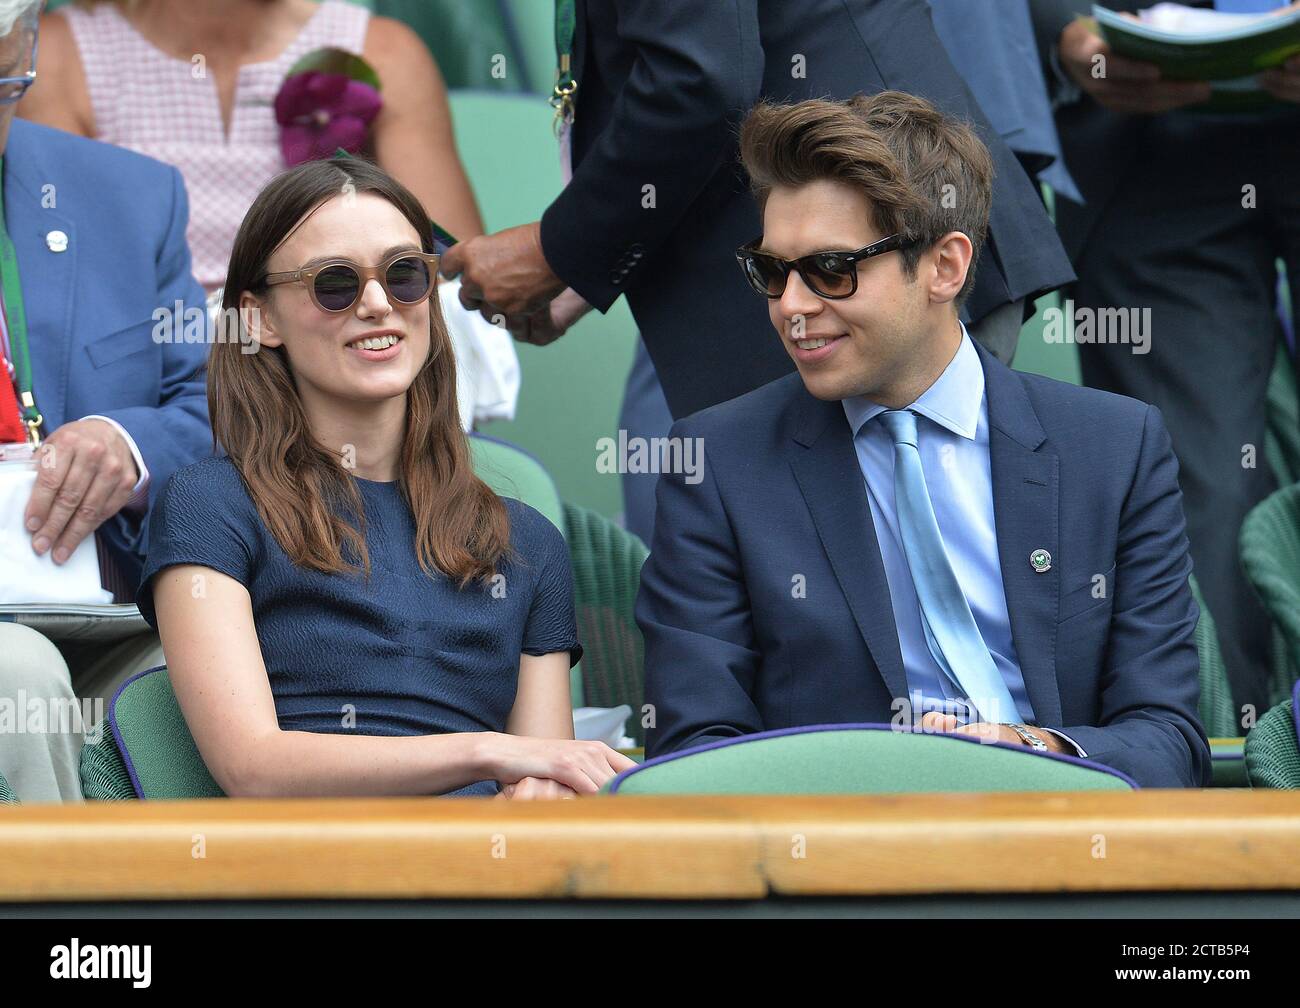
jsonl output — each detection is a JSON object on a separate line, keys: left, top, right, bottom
{"left": 483, "top": 734, "right": 637, "bottom": 795}
{"left": 497, "top": 776, "right": 580, "bottom": 801}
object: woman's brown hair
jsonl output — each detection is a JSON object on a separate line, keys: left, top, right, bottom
{"left": 211, "top": 156, "right": 510, "bottom": 587}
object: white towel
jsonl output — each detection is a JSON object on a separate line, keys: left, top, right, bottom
{"left": 438, "top": 277, "right": 521, "bottom": 431}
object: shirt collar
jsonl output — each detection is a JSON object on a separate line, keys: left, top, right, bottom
{"left": 842, "top": 321, "right": 984, "bottom": 441}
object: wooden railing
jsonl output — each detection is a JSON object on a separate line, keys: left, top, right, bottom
{"left": 2, "top": 790, "right": 1299, "bottom": 902}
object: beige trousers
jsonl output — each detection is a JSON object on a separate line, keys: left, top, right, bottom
{"left": 0, "top": 623, "right": 164, "bottom": 803}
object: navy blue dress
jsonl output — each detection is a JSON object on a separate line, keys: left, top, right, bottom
{"left": 136, "top": 457, "right": 582, "bottom": 796}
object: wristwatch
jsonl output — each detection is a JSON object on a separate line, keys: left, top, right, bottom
{"left": 1005, "top": 723, "right": 1049, "bottom": 752}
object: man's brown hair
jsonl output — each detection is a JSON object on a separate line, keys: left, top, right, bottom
{"left": 738, "top": 90, "right": 994, "bottom": 306}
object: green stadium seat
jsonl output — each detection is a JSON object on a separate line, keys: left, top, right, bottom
{"left": 0, "top": 770, "right": 15, "bottom": 803}
{"left": 563, "top": 501, "right": 648, "bottom": 734}
{"left": 607, "top": 725, "right": 1136, "bottom": 795}
{"left": 81, "top": 666, "right": 222, "bottom": 801}
{"left": 1189, "top": 573, "right": 1237, "bottom": 740}
{"left": 470, "top": 433, "right": 566, "bottom": 538}
{"left": 1240, "top": 482, "right": 1300, "bottom": 709}
{"left": 1266, "top": 344, "right": 1300, "bottom": 488}
{"left": 1243, "top": 682, "right": 1300, "bottom": 789}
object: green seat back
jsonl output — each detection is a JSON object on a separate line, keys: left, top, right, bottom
{"left": 1188, "top": 573, "right": 1238, "bottom": 738}
{"left": 0, "top": 770, "right": 14, "bottom": 803}
{"left": 563, "top": 501, "right": 648, "bottom": 729}
{"left": 376, "top": 0, "right": 553, "bottom": 94}
{"left": 608, "top": 726, "right": 1136, "bottom": 795}
{"left": 1240, "top": 483, "right": 1300, "bottom": 708}
{"left": 470, "top": 433, "right": 565, "bottom": 534}
{"left": 1243, "top": 685, "right": 1300, "bottom": 789}
{"left": 112, "top": 667, "right": 225, "bottom": 799}
{"left": 1266, "top": 343, "right": 1300, "bottom": 488}
{"left": 80, "top": 732, "right": 135, "bottom": 801}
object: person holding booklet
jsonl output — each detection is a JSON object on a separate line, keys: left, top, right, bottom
{"left": 0, "top": 0, "right": 212, "bottom": 803}
{"left": 136, "top": 157, "right": 634, "bottom": 799}
{"left": 1028, "top": 0, "right": 1300, "bottom": 716}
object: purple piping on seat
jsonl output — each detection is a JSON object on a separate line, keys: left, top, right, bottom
{"left": 105, "top": 664, "right": 167, "bottom": 800}
{"left": 607, "top": 721, "right": 1140, "bottom": 793}
{"left": 1292, "top": 679, "right": 1299, "bottom": 748}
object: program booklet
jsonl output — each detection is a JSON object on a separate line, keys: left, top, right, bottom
{"left": 1091, "top": 2, "right": 1300, "bottom": 110}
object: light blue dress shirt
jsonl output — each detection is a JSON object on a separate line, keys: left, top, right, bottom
{"left": 843, "top": 326, "right": 1035, "bottom": 726}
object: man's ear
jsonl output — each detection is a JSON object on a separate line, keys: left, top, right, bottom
{"left": 239, "top": 291, "right": 281, "bottom": 349}
{"left": 927, "top": 231, "right": 974, "bottom": 306}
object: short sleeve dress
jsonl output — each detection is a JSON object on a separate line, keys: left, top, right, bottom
{"left": 136, "top": 457, "right": 582, "bottom": 796}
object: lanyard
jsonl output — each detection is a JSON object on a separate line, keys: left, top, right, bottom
{"left": 0, "top": 159, "right": 40, "bottom": 445}
{"left": 550, "top": 0, "right": 577, "bottom": 132}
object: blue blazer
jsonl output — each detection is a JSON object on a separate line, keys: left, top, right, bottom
{"left": 637, "top": 343, "right": 1211, "bottom": 787}
{"left": 6, "top": 119, "right": 211, "bottom": 586}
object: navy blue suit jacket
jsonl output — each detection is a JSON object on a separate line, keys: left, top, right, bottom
{"left": 637, "top": 343, "right": 1211, "bottom": 787}
{"left": 6, "top": 119, "right": 212, "bottom": 587}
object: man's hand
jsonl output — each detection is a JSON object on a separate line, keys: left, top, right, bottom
{"left": 25, "top": 418, "right": 139, "bottom": 564}
{"left": 496, "top": 776, "right": 580, "bottom": 800}
{"left": 440, "top": 221, "right": 566, "bottom": 319}
{"left": 502, "top": 288, "right": 594, "bottom": 347}
{"left": 1058, "top": 18, "right": 1212, "bottom": 115}
{"left": 918, "top": 711, "right": 1068, "bottom": 753}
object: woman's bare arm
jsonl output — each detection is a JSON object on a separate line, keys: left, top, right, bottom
{"left": 365, "top": 16, "right": 485, "bottom": 240}
{"left": 507, "top": 652, "right": 577, "bottom": 739}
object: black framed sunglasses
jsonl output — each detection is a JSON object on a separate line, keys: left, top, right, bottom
{"left": 735, "top": 233, "right": 916, "bottom": 300}
{"left": 263, "top": 250, "right": 439, "bottom": 313}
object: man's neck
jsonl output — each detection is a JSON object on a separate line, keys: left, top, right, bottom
{"left": 872, "top": 316, "right": 964, "bottom": 410}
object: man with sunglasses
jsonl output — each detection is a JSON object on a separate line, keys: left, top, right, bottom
{"left": 0, "top": 0, "right": 211, "bottom": 802}
{"left": 637, "top": 91, "right": 1209, "bottom": 788}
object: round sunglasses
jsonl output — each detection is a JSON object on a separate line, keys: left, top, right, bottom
{"left": 262, "top": 250, "right": 440, "bottom": 313}
{"left": 735, "top": 234, "right": 916, "bottom": 300}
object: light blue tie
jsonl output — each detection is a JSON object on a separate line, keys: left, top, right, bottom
{"left": 877, "top": 409, "right": 1019, "bottom": 725}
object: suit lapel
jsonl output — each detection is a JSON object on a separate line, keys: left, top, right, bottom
{"left": 6, "top": 123, "right": 76, "bottom": 431}
{"left": 980, "top": 344, "right": 1064, "bottom": 727}
{"left": 788, "top": 389, "right": 909, "bottom": 705}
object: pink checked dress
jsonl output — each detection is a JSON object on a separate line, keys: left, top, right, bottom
{"left": 61, "top": 1, "right": 371, "bottom": 294}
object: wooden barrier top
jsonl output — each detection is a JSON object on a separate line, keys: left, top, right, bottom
{"left": 1, "top": 790, "right": 1298, "bottom": 902}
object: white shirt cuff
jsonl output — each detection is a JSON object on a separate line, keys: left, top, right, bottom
{"left": 1039, "top": 727, "right": 1088, "bottom": 758}
{"left": 80, "top": 414, "right": 150, "bottom": 506}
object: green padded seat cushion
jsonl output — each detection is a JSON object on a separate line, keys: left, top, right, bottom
{"left": 469, "top": 433, "right": 566, "bottom": 535}
{"left": 108, "top": 666, "right": 224, "bottom": 800}
{"left": 607, "top": 724, "right": 1137, "bottom": 795}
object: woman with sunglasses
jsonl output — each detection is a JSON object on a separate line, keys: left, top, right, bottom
{"left": 135, "top": 158, "right": 635, "bottom": 799}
